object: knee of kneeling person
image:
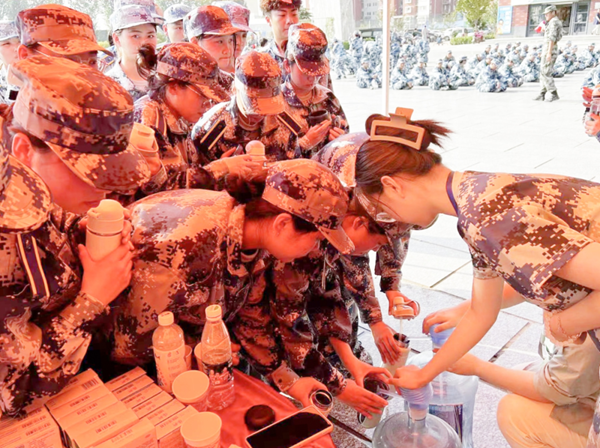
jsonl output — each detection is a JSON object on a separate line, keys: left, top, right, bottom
{"left": 497, "top": 394, "right": 529, "bottom": 433}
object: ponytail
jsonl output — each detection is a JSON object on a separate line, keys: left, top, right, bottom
{"left": 137, "top": 43, "right": 158, "bottom": 80}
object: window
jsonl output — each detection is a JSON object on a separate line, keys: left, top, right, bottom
{"left": 406, "top": 6, "right": 412, "bottom": 13}
{"left": 406, "top": 0, "right": 411, "bottom": 3}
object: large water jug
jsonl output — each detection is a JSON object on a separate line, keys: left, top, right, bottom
{"left": 407, "top": 325, "right": 478, "bottom": 448}
{"left": 373, "top": 385, "right": 462, "bottom": 448}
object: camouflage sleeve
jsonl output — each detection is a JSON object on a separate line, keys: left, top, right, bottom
{"left": 0, "top": 292, "right": 107, "bottom": 416}
{"left": 339, "top": 254, "right": 383, "bottom": 325}
{"left": 476, "top": 205, "right": 594, "bottom": 290}
{"left": 375, "top": 234, "right": 410, "bottom": 292}
{"left": 549, "top": 20, "right": 562, "bottom": 43}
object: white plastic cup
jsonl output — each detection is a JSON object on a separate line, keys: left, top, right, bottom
{"left": 172, "top": 371, "right": 210, "bottom": 412}
{"left": 359, "top": 411, "right": 384, "bottom": 429}
{"left": 180, "top": 412, "right": 222, "bottom": 448}
{"left": 194, "top": 343, "right": 204, "bottom": 373}
{"left": 185, "top": 345, "right": 193, "bottom": 371}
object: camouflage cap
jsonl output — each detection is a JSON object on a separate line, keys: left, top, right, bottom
{"left": 113, "top": 0, "right": 165, "bottom": 23}
{"left": 287, "top": 23, "right": 330, "bottom": 76}
{"left": 164, "top": 3, "right": 191, "bottom": 24}
{"left": 263, "top": 159, "right": 354, "bottom": 254}
{"left": 11, "top": 56, "right": 151, "bottom": 193}
{"left": 17, "top": 5, "right": 111, "bottom": 56}
{"left": 544, "top": 4, "right": 557, "bottom": 13}
{"left": 110, "top": 5, "right": 163, "bottom": 32}
{"left": 185, "top": 5, "right": 242, "bottom": 39}
{"left": 0, "top": 21, "right": 18, "bottom": 43}
{"left": 0, "top": 115, "right": 51, "bottom": 232}
{"left": 235, "top": 50, "right": 284, "bottom": 115}
{"left": 213, "top": 1, "right": 252, "bottom": 32}
{"left": 156, "top": 43, "right": 230, "bottom": 103}
{"left": 260, "top": 0, "right": 302, "bottom": 13}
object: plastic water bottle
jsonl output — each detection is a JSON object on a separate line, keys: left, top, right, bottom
{"left": 407, "top": 325, "right": 478, "bottom": 448}
{"left": 201, "top": 305, "right": 235, "bottom": 410}
{"left": 153, "top": 311, "right": 187, "bottom": 393}
{"left": 373, "top": 384, "right": 462, "bottom": 448}
{"left": 86, "top": 199, "right": 124, "bottom": 261}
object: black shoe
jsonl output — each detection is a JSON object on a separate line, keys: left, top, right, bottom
{"left": 533, "top": 92, "right": 546, "bottom": 101}
{"left": 546, "top": 91, "right": 559, "bottom": 102}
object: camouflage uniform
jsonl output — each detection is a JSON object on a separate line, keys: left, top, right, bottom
{"left": 0, "top": 21, "right": 19, "bottom": 105}
{"left": 192, "top": 51, "right": 301, "bottom": 162}
{"left": 475, "top": 63, "right": 507, "bottom": 93}
{"left": 450, "top": 57, "right": 474, "bottom": 87}
{"left": 580, "top": 44, "right": 598, "bottom": 69}
{"left": 410, "top": 59, "right": 429, "bottom": 86}
{"left": 134, "top": 43, "right": 231, "bottom": 192}
{"left": 518, "top": 54, "right": 540, "bottom": 82}
{"left": 391, "top": 60, "right": 413, "bottom": 90}
{"left": 499, "top": 60, "right": 523, "bottom": 88}
{"left": 283, "top": 24, "right": 348, "bottom": 157}
{"left": 539, "top": 7, "right": 563, "bottom": 99}
{"left": 350, "top": 33, "right": 364, "bottom": 70}
{"left": 356, "top": 61, "right": 381, "bottom": 89}
{"left": 106, "top": 5, "right": 162, "bottom": 102}
{"left": 430, "top": 60, "right": 457, "bottom": 91}
{"left": 583, "top": 64, "right": 600, "bottom": 89}
{"left": 0, "top": 56, "right": 149, "bottom": 416}
{"left": 417, "top": 38, "right": 430, "bottom": 64}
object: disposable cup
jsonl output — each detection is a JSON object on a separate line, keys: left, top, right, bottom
{"left": 180, "top": 412, "right": 222, "bottom": 448}
{"left": 185, "top": 345, "right": 193, "bottom": 370}
{"left": 172, "top": 371, "right": 210, "bottom": 412}
{"left": 194, "top": 343, "right": 204, "bottom": 373}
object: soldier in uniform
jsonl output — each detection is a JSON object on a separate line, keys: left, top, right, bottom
{"left": 450, "top": 56, "right": 474, "bottom": 87}
{"left": 106, "top": 4, "right": 161, "bottom": 102}
{"left": 0, "top": 56, "right": 147, "bottom": 416}
{"left": 391, "top": 58, "right": 414, "bottom": 90}
{"left": 417, "top": 36, "right": 430, "bottom": 64}
{"left": 0, "top": 21, "right": 19, "bottom": 105}
{"left": 213, "top": 1, "right": 253, "bottom": 69}
{"left": 135, "top": 43, "right": 262, "bottom": 193}
{"left": 185, "top": 6, "right": 241, "bottom": 91}
{"left": 162, "top": 3, "right": 191, "bottom": 44}
{"left": 113, "top": 159, "right": 357, "bottom": 407}
{"left": 192, "top": 50, "right": 301, "bottom": 162}
{"left": 350, "top": 31, "right": 364, "bottom": 71}
{"left": 429, "top": 59, "right": 455, "bottom": 91}
{"left": 443, "top": 50, "right": 456, "bottom": 70}
{"left": 518, "top": 52, "right": 540, "bottom": 82}
{"left": 467, "top": 53, "right": 484, "bottom": 77}
{"left": 283, "top": 24, "right": 348, "bottom": 157}
{"left": 476, "top": 59, "right": 507, "bottom": 93}
{"left": 260, "top": 0, "right": 302, "bottom": 77}
{"left": 410, "top": 57, "right": 429, "bottom": 86}
{"left": 535, "top": 5, "right": 562, "bottom": 102}
{"left": 352, "top": 108, "right": 600, "bottom": 398}
{"left": 579, "top": 43, "right": 598, "bottom": 69}
{"left": 499, "top": 59, "right": 523, "bottom": 88}
{"left": 356, "top": 60, "right": 381, "bottom": 90}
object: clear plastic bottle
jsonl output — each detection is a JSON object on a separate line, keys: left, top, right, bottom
{"left": 153, "top": 311, "right": 187, "bottom": 393}
{"left": 407, "top": 325, "right": 478, "bottom": 448}
{"left": 201, "top": 305, "right": 235, "bottom": 410}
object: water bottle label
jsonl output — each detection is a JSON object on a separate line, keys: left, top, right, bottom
{"left": 429, "top": 404, "right": 464, "bottom": 441}
{"left": 154, "top": 345, "right": 187, "bottom": 393}
{"left": 202, "top": 358, "right": 233, "bottom": 387}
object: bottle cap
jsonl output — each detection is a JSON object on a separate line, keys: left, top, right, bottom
{"left": 158, "top": 311, "right": 174, "bottom": 326}
{"left": 244, "top": 405, "right": 275, "bottom": 431}
{"left": 130, "top": 122, "right": 159, "bottom": 157}
{"left": 205, "top": 305, "right": 222, "bottom": 321}
{"left": 245, "top": 140, "right": 265, "bottom": 156}
{"left": 87, "top": 199, "right": 124, "bottom": 235}
{"left": 430, "top": 324, "right": 454, "bottom": 347}
{"left": 180, "top": 413, "right": 222, "bottom": 446}
{"left": 172, "top": 370, "right": 210, "bottom": 404}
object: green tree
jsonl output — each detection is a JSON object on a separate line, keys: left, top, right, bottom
{"left": 455, "top": 0, "right": 495, "bottom": 30}
{"left": 299, "top": 7, "right": 312, "bottom": 22}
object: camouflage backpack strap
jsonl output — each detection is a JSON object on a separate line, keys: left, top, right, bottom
{"left": 15, "top": 233, "right": 50, "bottom": 300}
{"left": 276, "top": 111, "right": 302, "bottom": 136}
{"left": 198, "top": 120, "right": 227, "bottom": 153}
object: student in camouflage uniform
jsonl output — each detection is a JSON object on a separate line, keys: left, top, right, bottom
{"left": 391, "top": 59, "right": 414, "bottom": 90}
{"left": 350, "top": 31, "right": 364, "bottom": 70}
{"left": 192, "top": 50, "right": 301, "bottom": 162}
{"left": 410, "top": 58, "right": 429, "bottom": 86}
{"left": 580, "top": 43, "right": 598, "bottom": 69}
{"left": 535, "top": 5, "right": 563, "bottom": 102}
{"left": 106, "top": 4, "right": 161, "bottom": 101}
{"left": 162, "top": 3, "right": 190, "bottom": 44}
{"left": 283, "top": 24, "right": 348, "bottom": 157}
{"left": 356, "top": 60, "right": 381, "bottom": 90}
{"left": 443, "top": 50, "right": 456, "bottom": 70}
{"left": 0, "top": 21, "right": 18, "bottom": 105}
{"left": 185, "top": 5, "right": 240, "bottom": 90}
{"left": 0, "top": 56, "right": 146, "bottom": 416}
{"left": 518, "top": 52, "right": 540, "bottom": 82}
{"left": 113, "top": 159, "right": 356, "bottom": 407}
{"left": 213, "top": 1, "right": 253, "bottom": 71}
{"left": 450, "top": 56, "right": 474, "bottom": 87}
{"left": 499, "top": 59, "right": 523, "bottom": 88}
{"left": 134, "top": 43, "right": 262, "bottom": 193}
{"left": 417, "top": 37, "right": 430, "bottom": 64}
{"left": 353, "top": 108, "right": 600, "bottom": 399}
{"left": 15, "top": 4, "right": 112, "bottom": 71}
{"left": 475, "top": 60, "right": 507, "bottom": 93}
{"left": 429, "top": 59, "right": 455, "bottom": 91}
{"left": 260, "top": 0, "right": 302, "bottom": 77}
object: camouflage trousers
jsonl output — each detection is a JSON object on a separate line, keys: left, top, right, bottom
{"left": 540, "top": 53, "right": 558, "bottom": 93}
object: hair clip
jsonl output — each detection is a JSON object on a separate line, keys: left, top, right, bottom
{"left": 370, "top": 107, "right": 425, "bottom": 151}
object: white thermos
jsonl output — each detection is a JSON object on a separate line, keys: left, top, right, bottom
{"left": 86, "top": 199, "right": 125, "bottom": 261}
{"left": 245, "top": 140, "right": 265, "bottom": 157}
{"left": 130, "top": 122, "right": 159, "bottom": 158}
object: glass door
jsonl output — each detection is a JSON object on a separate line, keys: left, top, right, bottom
{"left": 573, "top": 1, "right": 590, "bottom": 34}
{"left": 528, "top": 4, "right": 545, "bottom": 36}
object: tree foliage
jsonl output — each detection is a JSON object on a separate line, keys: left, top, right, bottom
{"left": 455, "top": 0, "right": 495, "bottom": 30}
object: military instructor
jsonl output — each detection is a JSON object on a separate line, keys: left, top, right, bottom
{"left": 535, "top": 5, "right": 563, "bottom": 102}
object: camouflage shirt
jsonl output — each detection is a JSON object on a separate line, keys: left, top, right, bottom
{"left": 191, "top": 98, "right": 301, "bottom": 163}
{"left": 451, "top": 171, "right": 600, "bottom": 311}
{"left": 545, "top": 17, "right": 563, "bottom": 48}
{"left": 0, "top": 204, "right": 107, "bottom": 416}
{"left": 282, "top": 81, "right": 349, "bottom": 157}
{"left": 105, "top": 63, "right": 149, "bottom": 103}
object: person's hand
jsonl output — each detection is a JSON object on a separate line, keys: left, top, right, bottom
{"left": 337, "top": 379, "right": 388, "bottom": 418}
{"left": 78, "top": 241, "right": 134, "bottom": 306}
{"left": 144, "top": 153, "right": 163, "bottom": 177}
{"left": 583, "top": 86, "right": 593, "bottom": 107}
{"left": 232, "top": 343, "right": 241, "bottom": 366}
{"left": 347, "top": 357, "right": 391, "bottom": 388}
{"left": 585, "top": 113, "right": 600, "bottom": 136}
{"left": 385, "top": 291, "right": 420, "bottom": 318}
{"left": 302, "top": 120, "right": 332, "bottom": 149}
{"left": 390, "top": 365, "right": 430, "bottom": 390}
{"left": 422, "top": 302, "right": 468, "bottom": 335}
{"left": 223, "top": 154, "right": 268, "bottom": 178}
{"left": 546, "top": 53, "right": 552, "bottom": 63}
{"left": 79, "top": 215, "right": 133, "bottom": 246}
{"left": 371, "top": 322, "right": 402, "bottom": 365}
{"left": 287, "top": 377, "right": 327, "bottom": 407}
{"left": 221, "top": 147, "right": 237, "bottom": 158}
{"left": 328, "top": 127, "right": 345, "bottom": 141}
{"left": 448, "top": 353, "right": 481, "bottom": 376}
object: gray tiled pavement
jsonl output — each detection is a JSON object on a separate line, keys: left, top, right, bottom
{"left": 332, "top": 35, "right": 600, "bottom": 447}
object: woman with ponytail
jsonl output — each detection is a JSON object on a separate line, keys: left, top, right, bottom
{"left": 354, "top": 108, "right": 600, "bottom": 401}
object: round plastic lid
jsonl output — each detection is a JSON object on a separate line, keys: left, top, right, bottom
{"left": 246, "top": 140, "right": 265, "bottom": 156}
{"left": 86, "top": 199, "right": 124, "bottom": 234}
{"left": 172, "top": 370, "right": 210, "bottom": 403}
{"left": 158, "top": 311, "right": 174, "bottom": 326}
{"left": 205, "top": 305, "right": 222, "bottom": 321}
{"left": 180, "top": 413, "right": 222, "bottom": 445}
{"left": 429, "top": 324, "right": 454, "bottom": 347}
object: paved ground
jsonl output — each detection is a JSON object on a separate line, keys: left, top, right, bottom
{"left": 330, "top": 35, "right": 600, "bottom": 447}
